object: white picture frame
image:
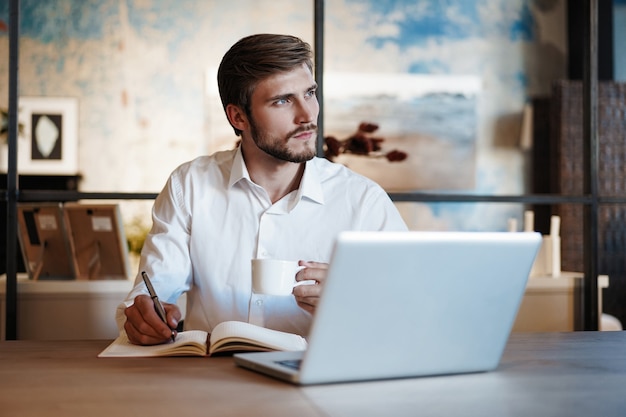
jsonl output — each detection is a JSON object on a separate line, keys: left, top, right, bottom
{"left": 17, "top": 96, "right": 79, "bottom": 175}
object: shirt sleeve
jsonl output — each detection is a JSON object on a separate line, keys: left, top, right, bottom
{"left": 359, "top": 184, "right": 409, "bottom": 232}
{"left": 116, "top": 169, "right": 193, "bottom": 331}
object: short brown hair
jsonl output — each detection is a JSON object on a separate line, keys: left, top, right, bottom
{"left": 217, "top": 34, "right": 314, "bottom": 136}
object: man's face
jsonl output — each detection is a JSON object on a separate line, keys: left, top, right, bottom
{"left": 246, "top": 63, "right": 319, "bottom": 163}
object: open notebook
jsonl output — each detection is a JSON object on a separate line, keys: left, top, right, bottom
{"left": 234, "top": 231, "right": 542, "bottom": 385}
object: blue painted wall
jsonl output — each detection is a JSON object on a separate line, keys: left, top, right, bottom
{"left": 0, "top": 0, "right": 567, "bottom": 231}
{"left": 615, "top": 0, "right": 626, "bottom": 81}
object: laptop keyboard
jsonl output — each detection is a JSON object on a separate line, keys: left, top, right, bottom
{"left": 276, "top": 359, "right": 302, "bottom": 370}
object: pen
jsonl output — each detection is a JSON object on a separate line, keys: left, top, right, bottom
{"left": 141, "top": 271, "right": 176, "bottom": 342}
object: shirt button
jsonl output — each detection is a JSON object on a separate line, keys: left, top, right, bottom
{"left": 256, "top": 299, "right": 263, "bottom": 306}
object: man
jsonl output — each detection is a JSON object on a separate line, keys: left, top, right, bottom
{"left": 118, "top": 34, "right": 407, "bottom": 345}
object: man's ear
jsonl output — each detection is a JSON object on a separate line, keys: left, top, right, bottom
{"left": 225, "top": 104, "right": 248, "bottom": 132}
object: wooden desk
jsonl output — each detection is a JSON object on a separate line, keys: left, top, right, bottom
{"left": 1, "top": 332, "right": 625, "bottom": 416}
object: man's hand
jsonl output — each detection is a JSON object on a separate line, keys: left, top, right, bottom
{"left": 293, "top": 261, "right": 328, "bottom": 314}
{"left": 124, "top": 294, "right": 181, "bottom": 345}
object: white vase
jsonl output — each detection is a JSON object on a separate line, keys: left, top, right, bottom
{"left": 0, "top": 142, "right": 8, "bottom": 173}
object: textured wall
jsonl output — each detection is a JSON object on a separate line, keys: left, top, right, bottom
{"left": 0, "top": 0, "right": 567, "bottom": 230}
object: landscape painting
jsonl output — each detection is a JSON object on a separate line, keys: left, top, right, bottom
{"left": 322, "top": 73, "right": 480, "bottom": 191}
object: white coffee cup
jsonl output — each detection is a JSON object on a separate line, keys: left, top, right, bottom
{"left": 251, "top": 259, "right": 310, "bottom": 296}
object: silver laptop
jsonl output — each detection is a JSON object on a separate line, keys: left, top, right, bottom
{"left": 234, "top": 231, "right": 542, "bottom": 385}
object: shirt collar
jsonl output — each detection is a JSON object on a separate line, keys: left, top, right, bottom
{"left": 228, "top": 147, "right": 325, "bottom": 205}
{"left": 297, "top": 158, "right": 325, "bottom": 205}
{"left": 228, "top": 146, "right": 249, "bottom": 188}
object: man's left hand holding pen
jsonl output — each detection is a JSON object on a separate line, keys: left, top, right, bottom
{"left": 123, "top": 273, "right": 182, "bottom": 346}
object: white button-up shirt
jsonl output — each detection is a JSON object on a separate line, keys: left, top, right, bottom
{"left": 117, "top": 147, "right": 407, "bottom": 336}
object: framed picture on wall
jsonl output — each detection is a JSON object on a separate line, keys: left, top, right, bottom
{"left": 323, "top": 73, "right": 481, "bottom": 192}
{"left": 17, "top": 96, "right": 79, "bottom": 175}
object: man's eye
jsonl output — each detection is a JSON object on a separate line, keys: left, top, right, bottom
{"left": 275, "top": 98, "right": 288, "bottom": 105}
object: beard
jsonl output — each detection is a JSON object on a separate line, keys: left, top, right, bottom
{"left": 249, "top": 117, "right": 318, "bottom": 163}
